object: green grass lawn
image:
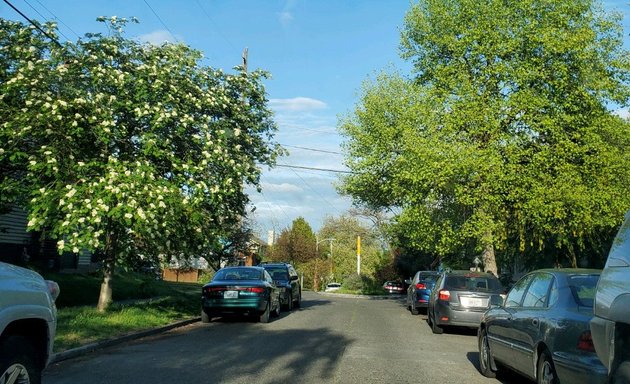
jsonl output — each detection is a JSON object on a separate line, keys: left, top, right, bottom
{"left": 40, "top": 271, "right": 202, "bottom": 352}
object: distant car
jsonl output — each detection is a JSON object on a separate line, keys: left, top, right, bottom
{"left": 201, "top": 266, "right": 281, "bottom": 323}
{"left": 325, "top": 282, "right": 341, "bottom": 292}
{"left": 406, "top": 271, "right": 440, "bottom": 315}
{"left": 478, "top": 269, "right": 607, "bottom": 384}
{"left": 0, "top": 261, "right": 60, "bottom": 383}
{"left": 383, "top": 281, "right": 404, "bottom": 294}
{"left": 591, "top": 210, "right": 630, "bottom": 384}
{"left": 259, "top": 262, "right": 301, "bottom": 310}
{"left": 427, "top": 270, "right": 503, "bottom": 334}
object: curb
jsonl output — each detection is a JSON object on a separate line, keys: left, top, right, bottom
{"left": 50, "top": 317, "right": 200, "bottom": 364}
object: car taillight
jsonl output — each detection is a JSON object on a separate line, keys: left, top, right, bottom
{"left": 415, "top": 283, "right": 426, "bottom": 289}
{"left": 246, "top": 287, "right": 265, "bottom": 293}
{"left": 438, "top": 290, "right": 450, "bottom": 301}
{"left": 577, "top": 331, "right": 595, "bottom": 352}
{"left": 46, "top": 280, "right": 60, "bottom": 302}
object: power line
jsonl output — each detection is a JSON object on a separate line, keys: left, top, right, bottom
{"left": 32, "top": 0, "right": 81, "bottom": 40}
{"left": 3, "top": 0, "right": 63, "bottom": 48}
{"left": 143, "top": 0, "right": 178, "bottom": 43}
{"left": 193, "top": 0, "right": 237, "bottom": 52}
{"left": 288, "top": 167, "right": 343, "bottom": 214}
{"left": 275, "top": 164, "right": 353, "bottom": 174}
{"left": 281, "top": 143, "right": 342, "bottom": 155}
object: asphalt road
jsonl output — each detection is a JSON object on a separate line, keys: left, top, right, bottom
{"left": 43, "top": 292, "right": 531, "bottom": 384}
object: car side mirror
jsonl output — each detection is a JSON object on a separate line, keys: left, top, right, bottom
{"left": 404, "top": 279, "right": 411, "bottom": 285}
{"left": 290, "top": 275, "right": 299, "bottom": 281}
{"left": 490, "top": 295, "right": 504, "bottom": 308}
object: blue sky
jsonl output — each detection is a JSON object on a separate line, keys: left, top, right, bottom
{"left": 2, "top": 0, "right": 628, "bottom": 239}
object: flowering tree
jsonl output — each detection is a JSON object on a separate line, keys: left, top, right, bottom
{"left": 0, "top": 17, "right": 282, "bottom": 310}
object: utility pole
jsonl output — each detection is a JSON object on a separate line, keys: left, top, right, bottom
{"left": 357, "top": 236, "right": 361, "bottom": 275}
{"left": 242, "top": 47, "right": 248, "bottom": 73}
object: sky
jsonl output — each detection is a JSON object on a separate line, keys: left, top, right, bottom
{"left": 2, "top": 0, "right": 628, "bottom": 240}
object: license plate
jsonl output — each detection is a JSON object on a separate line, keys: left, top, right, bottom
{"left": 461, "top": 297, "right": 484, "bottom": 307}
{"left": 224, "top": 290, "right": 238, "bottom": 299}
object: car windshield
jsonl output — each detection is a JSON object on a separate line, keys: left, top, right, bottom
{"left": 445, "top": 275, "right": 502, "bottom": 292}
{"left": 568, "top": 274, "right": 600, "bottom": 307}
{"left": 213, "top": 268, "right": 262, "bottom": 281}
{"left": 264, "top": 268, "right": 289, "bottom": 280}
{"left": 417, "top": 273, "right": 439, "bottom": 282}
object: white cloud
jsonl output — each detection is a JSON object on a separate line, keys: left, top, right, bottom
{"left": 269, "top": 97, "right": 327, "bottom": 112}
{"left": 278, "top": 11, "right": 294, "bottom": 27}
{"left": 613, "top": 107, "right": 629, "bottom": 119}
{"left": 261, "top": 182, "right": 303, "bottom": 193}
{"left": 138, "top": 30, "right": 178, "bottom": 45}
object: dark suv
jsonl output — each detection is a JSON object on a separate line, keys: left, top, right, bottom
{"left": 592, "top": 210, "right": 630, "bottom": 384}
{"left": 260, "top": 262, "right": 301, "bottom": 310}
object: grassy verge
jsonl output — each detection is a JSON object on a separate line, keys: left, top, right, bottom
{"left": 40, "top": 271, "right": 201, "bottom": 352}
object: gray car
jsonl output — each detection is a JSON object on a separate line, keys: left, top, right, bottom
{"left": 591, "top": 210, "right": 630, "bottom": 384}
{"left": 478, "top": 269, "right": 607, "bottom": 384}
{"left": 427, "top": 270, "right": 504, "bottom": 334}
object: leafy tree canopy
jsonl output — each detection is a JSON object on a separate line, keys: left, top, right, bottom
{"left": 0, "top": 17, "right": 282, "bottom": 309}
{"left": 339, "top": 0, "right": 630, "bottom": 271}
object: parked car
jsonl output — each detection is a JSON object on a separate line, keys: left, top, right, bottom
{"left": 591, "top": 210, "right": 630, "bottom": 384}
{"left": 325, "top": 282, "right": 342, "bottom": 292}
{"left": 0, "top": 261, "right": 60, "bottom": 383}
{"left": 201, "top": 266, "right": 281, "bottom": 323}
{"left": 259, "top": 262, "right": 301, "bottom": 310}
{"left": 427, "top": 270, "right": 503, "bottom": 334}
{"left": 478, "top": 269, "right": 607, "bottom": 384}
{"left": 406, "top": 271, "right": 440, "bottom": 315}
{"left": 383, "top": 281, "right": 404, "bottom": 294}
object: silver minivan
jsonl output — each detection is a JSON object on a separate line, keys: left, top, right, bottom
{"left": 591, "top": 210, "right": 630, "bottom": 384}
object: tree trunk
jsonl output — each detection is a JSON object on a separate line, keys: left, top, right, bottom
{"left": 482, "top": 231, "right": 498, "bottom": 276}
{"left": 97, "top": 253, "right": 114, "bottom": 312}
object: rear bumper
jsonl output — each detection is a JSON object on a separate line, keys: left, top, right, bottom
{"left": 434, "top": 302, "right": 484, "bottom": 328}
{"left": 202, "top": 297, "right": 266, "bottom": 315}
{"left": 554, "top": 352, "right": 608, "bottom": 384}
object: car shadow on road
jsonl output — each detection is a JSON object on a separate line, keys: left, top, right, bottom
{"left": 466, "top": 352, "right": 531, "bottom": 384}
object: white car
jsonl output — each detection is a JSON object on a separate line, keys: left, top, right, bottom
{"left": 0, "top": 261, "right": 60, "bottom": 383}
{"left": 325, "top": 282, "right": 341, "bottom": 292}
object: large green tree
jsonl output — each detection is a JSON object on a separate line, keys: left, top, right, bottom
{"left": 340, "top": 0, "right": 630, "bottom": 271}
{"left": 0, "top": 18, "right": 282, "bottom": 310}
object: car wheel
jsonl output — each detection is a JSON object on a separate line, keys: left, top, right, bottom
{"left": 613, "top": 361, "right": 630, "bottom": 384}
{"left": 430, "top": 310, "right": 443, "bottom": 334}
{"left": 259, "top": 300, "right": 271, "bottom": 323}
{"left": 0, "top": 335, "right": 41, "bottom": 384}
{"left": 410, "top": 301, "right": 419, "bottom": 315}
{"left": 201, "top": 309, "right": 212, "bottom": 323}
{"left": 272, "top": 298, "right": 281, "bottom": 318}
{"left": 293, "top": 289, "right": 301, "bottom": 308}
{"left": 478, "top": 328, "right": 497, "bottom": 378}
{"left": 537, "top": 351, "right": 558, "bottom": 384}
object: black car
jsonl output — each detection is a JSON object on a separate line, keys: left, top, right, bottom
{"left": 201, "top": 266, "right": 281, "bottom": 323}
{"left": 260, "top": 262, "right": 301, "bottom": 310}
{"left": 479, "top": 269, "right": 607, "bottom": 384}
{"left": 427, "top": 270, "right": 504, "bottom": 334}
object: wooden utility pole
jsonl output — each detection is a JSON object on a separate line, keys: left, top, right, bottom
{"left": 242, "top": 47, "right": 248, "bottom": 73}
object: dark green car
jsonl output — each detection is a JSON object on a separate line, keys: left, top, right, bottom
{"left": 478, "top": 269, "right": 607, "bottom": 384}
{"left": 201, "top": 266, "right": 281, "bottom": 323}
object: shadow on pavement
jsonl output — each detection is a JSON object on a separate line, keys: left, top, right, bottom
{"left": 466, "top": 352, "right": 532, "bottom": 384}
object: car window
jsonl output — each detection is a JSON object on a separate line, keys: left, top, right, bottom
{"left": 505, "top": 274, "right": 535, "bottom": 308}
{"left": 417, "top": 273, "right": 439, "bottom": 282}
{"left": 522, "top": 273, "right": 553, "bottom": 308}
{"left": 444, "top": 275, "right": 502, "bottom": 292}
{"left": 214, "top": 268, "right": 262, "bottom": 281}
{"left": 263, "top": 267, "right": 289, "bottom": 280}
{"left": 568, "top": 274, "right": 600, "bottom": 307}
{"left": 608, "top": 212, "right": 630, "bottom": 264}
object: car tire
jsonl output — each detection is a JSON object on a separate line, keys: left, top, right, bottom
{"left": 536, "top": 350, "right": 558, "bottom": 384}
{"left": 410, "top": 302, "right": 419, "bottom": 315}
{"left": 478, "top": 328, "right": 497, "bottom": 378}
{"left": 272, "top": 298, "right": 281, "bottom": 318}
{"left": 0, "top": 335, "right": 42, "bottom": 384}
{"left": 293, "top": 289, "right": 301, "bottom": 308}
{"left": 201, "top": 309, "right": 212, "bottom": 323}
{"left": 613, "top": 361, "right": 630, "bottom": 384}
{"left": 259, "top": 300, "right": 271, "bottom": 323}
{"left": 283, "top": 290, "right": 293, "bottom": 311}
{"left": 430, "top": 310, "right": 443, "bottom": 334}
